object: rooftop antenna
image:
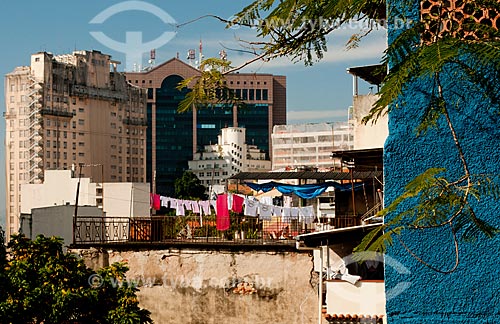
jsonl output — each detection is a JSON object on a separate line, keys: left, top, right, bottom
{"left": 198, "top": 38, "right": 204, "bottom": 69}
{"left": 148, "top": 49, "right": 156, "bottom": 68}
{"left": 187, "top": 49, "right": 196, "bottom": 67}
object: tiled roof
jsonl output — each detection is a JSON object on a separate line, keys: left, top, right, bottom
{"left": 325, "top": 314, "right": 385, "bottom": 323}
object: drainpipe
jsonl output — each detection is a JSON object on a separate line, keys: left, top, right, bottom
{"left": 318, "top": 246, "right": 323, "bottom": 324}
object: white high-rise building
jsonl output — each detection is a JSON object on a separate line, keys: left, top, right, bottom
{"left": 271, "top": 122, "right": 354, "bottom": 171}
{"left": 188, "top": 127, "right": 271, "bottom": 189}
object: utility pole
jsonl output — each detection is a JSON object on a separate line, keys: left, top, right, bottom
{"left": 73, "top": 163, "right": 83, "bottom": 245}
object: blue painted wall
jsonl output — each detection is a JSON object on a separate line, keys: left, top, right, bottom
{"left": 385, "top": 0, "right": 500, "bottom": 322}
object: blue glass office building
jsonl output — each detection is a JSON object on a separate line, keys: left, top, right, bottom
{"left": 127, "top": 58, "right": 286, "bottom": 195}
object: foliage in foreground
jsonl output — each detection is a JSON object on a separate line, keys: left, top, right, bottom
{"left": 0, "top": 234, "right": 152, "bottom": 324}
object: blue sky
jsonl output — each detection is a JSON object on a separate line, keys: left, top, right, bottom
{"left": 0, "top": 1, "right": 386, "bottom": 228}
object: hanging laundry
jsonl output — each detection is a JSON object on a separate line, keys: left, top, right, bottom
{"left": 152, "top": 194, "right": 161, "bottom": 210}
{"left": 291, "top": 207, "right": 300, "bottom": 219}
{"left": 272, "top": 206, "right": 283, "bottom": 217}
{"left": 183, "top": 200, "right": 193, "bottom": 211}
{"left": 299, "top": 206, "right": 315, "bottom": 224}
{"left": 232, "top": 195, "right": 245, "bottom": 213}
{"left": 259, "top": 196, "right": 273, "bottom": 206}
{"left": 160, "top": 196, "right": 170, "bottom": 208}
{"left": 176, "top": 200, "right": 185, "bottom": 216}
{"left": 282, "top": 207, "right": 292, "bottom": 223}
{"left": 216, "top": 194, "right": 230, "bottom": 231}
{"left": 227, "top": 193, "right": 233, "bottom": 211}
{"left": 170, "top": 199, "right": 178, "bottom": 209}
{"left": 199, "top": 200, "right": 211, "bottom": 216}
{"left": 259, "top": 204, "right": 273, "bottom": 221}
{"left": 191, "top": 200, "right": 200, "bottom": 214}
{"left": 244, "top": 198, "right": 259, "bottom": 217}
{"left": 283, "top": 196, "right": 292, "bottom": 208}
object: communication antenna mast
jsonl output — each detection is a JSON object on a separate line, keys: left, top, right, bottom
{"left": 198, "top": 39, "right": 204, "bottom": 69}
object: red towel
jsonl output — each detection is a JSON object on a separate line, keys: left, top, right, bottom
{"left": 216, "top": 194, "right": 230, "bottom": 231}
{"left": 153, "top": 194, "right": 161, "bottom": 210}
{"left": 232, "top": 195, "right": 244, "bottom": 214}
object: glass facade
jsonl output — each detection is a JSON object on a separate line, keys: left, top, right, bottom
{"left": 148, "top": 75, "right": 192, "bottom": 195}
{"left": 147, "top": 75, "right": 271, "bottom": 195}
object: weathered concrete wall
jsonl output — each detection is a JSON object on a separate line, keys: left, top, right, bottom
{"left": 385, "top": 0, "right": 500, "bottom": 323}
{"left": 77, "top": 248, "right": 321, "bottom": 324}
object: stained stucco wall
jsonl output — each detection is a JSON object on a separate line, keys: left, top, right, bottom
{"left": 77, "top": 248, "right": 321, "bottom": 324}
{"left": 385, "top": 0, "right": 500, "bottom": 322}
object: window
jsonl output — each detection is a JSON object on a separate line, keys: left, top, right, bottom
{"left": 249, "top": 89, "right": 254, "bottom": 100}
{"left": 78, "top": 119, "right": 84, "bottom": 125}
{"left": 256, "top": 89, "right": 261, "bottom": 100}
{"left": 263, "top": 89, "right": 268, "bottom": 100}
{"left": 242, "top": 89, "right": 248, "bottom": 100}
{"left": 10, "top": 96, "right": 14, "bottom": 103}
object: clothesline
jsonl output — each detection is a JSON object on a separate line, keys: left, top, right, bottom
{"left": 150, "top": 192, "right": 317, "bottom": 231}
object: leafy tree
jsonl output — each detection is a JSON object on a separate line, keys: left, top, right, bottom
{"left": 174, "top": 171, "right": 208, "bottom": 200}
{"left": 0, "top": 234, "right": 152, "bottom": 324}
{"left": 179, "top": 0, "right": 500, "bottom": 271}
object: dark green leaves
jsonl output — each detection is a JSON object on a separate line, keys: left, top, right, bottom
{"left": 0, "top": 235, "right": 152, "bottom": 324}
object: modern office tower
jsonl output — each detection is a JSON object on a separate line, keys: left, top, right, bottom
{"left": 126, "top": 58, "right": 286, "bottom": 195}
{"left": 4, "top": 50, "right": 147, "bottom": 239}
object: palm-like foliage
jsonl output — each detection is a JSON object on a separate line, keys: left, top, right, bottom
{"left": 176, "top": 58, "right": 244, "bottom": 113}
{"left": 231, "top": 0, "right": 386, "bottom": 64}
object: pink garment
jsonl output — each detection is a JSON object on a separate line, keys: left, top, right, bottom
{"left": 216, "top": 194, "right": 230, "bottom": 231}
{"left": 152, "top": 194, "right": 161, "bottom": 210}
{"left": 232, "top": 195, "right": 245, "bottom": 214}
{"left": 199, "top": 201, "right": 211, "bottom": 216}
{"left": 191, "top": 200, "right": 200, "bottom": 214}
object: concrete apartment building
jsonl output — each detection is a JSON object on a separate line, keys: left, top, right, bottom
{"left": 20, "top": 170, "right": 150, "bottom": 245}
{"left": 347, "top": 64, "right": 389, "bottom": 150}
{"left": 271, "top": 122, "right": 354, "bottom": 171}
{"left": 188, "top": 127, "right": 271, "bottom": 189}
{"left": 4, "top": 50, "right": 147, "bottom": 239}
{"left": 125, "top": 58, "right": 286, "bottom": 195}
